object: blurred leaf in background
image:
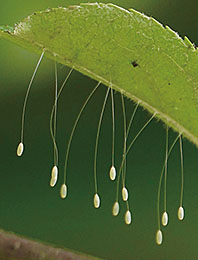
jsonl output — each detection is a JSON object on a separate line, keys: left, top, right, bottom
{"left": 0, "top": 0, "right": 198, "bottom": 260}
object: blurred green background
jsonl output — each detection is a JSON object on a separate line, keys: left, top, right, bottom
{"left": 1, "top": 0, "right": 198, "bottom": 259}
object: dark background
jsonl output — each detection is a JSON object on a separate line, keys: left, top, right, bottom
{"left": 0, "top": 1, "right": 198, "bottom": 259}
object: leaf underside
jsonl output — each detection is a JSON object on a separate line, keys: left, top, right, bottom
{"left": 1, "top": 2, "right": 198, "bottom": 146}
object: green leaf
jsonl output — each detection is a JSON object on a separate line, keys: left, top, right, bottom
{"left": 1, "top": 3, "right": 198, "bottom": 145}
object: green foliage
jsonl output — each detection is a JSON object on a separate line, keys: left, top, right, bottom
{"left": 1, "top": 2, "right": 198, "bottom": 146}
